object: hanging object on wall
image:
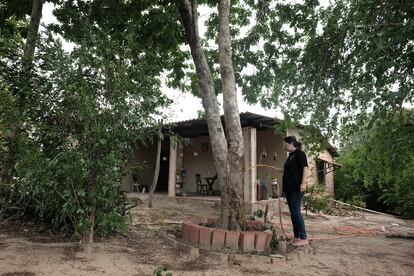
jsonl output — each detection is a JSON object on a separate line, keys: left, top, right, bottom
{"left": 193, "top": 151, "right": 199, "bottom": 157}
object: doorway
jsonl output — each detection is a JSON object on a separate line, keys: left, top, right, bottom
{"left": 156, "top": 143, "right": 170, "bottom": 193}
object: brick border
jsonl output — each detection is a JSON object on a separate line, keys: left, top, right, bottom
{"left": 181, "top": 218, "right": 273, "bottom": 253}
{"left": 160, "top": 227, "right": 313, "bottom": 263}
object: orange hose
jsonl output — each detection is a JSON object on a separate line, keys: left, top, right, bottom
{"left": 273, "top": 222, "right": 379, "bottom": 241}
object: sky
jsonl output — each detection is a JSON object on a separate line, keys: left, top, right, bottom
{"left": 40, "top": 2, "right": 284, "bottom": 123}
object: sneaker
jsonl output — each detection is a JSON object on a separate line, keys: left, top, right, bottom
{"left": 293, "top": 239, "right": 309, "bottom": 247}
{"left": 293, "top": 238, "right": 301, "bottom": 242}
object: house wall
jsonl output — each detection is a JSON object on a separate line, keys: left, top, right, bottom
{"left": 121, "top": 142, "right": 158, "bottom": 192}
{"left": 181, "top": 128, "right": 287, "bottom": 199}
{"left": 124, "top": 125, "right": 335, "bottom": 198}
{"left": 182, "top": 136, "right": 216, "bottom": 193}
{"left": 256, "top": 128, "right": 286, "bottom": 196}
{"left": 307, "top": 158, "right": 318, "bottom": 187}
{"left": 308, "top": 150, "right": 335, "bottom": 196}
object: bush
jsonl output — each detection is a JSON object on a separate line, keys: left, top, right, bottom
{"left": 303, "top": 185, "right": 331, "bottom": 214}
{"left": 0, "top": 27, "right": 169, "bottom": 240}
{"left": 335, "top": 111, "right": 414, "bottom": 217}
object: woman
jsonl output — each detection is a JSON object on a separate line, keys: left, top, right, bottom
{"left": 282, "top": 136, "right": 309, "bottom": 246}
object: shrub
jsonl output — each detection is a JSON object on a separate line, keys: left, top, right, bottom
{"left": 303, "top": 185, "right": 331, "bottom": 214}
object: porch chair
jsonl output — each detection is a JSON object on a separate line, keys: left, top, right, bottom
{"left": 195, "top": 174, "right": 208, "bottom": 194}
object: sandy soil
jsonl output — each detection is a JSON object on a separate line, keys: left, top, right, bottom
{"left": 0, "top": 195, "right": 413, "bottom": 276}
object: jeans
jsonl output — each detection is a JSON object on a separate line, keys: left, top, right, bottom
{"left": 286, "top": 192, "right": 307, "bottom": 240}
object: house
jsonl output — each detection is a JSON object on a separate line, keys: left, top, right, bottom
{"left": 122, "top": 112, "right": 339, "bottom": 211}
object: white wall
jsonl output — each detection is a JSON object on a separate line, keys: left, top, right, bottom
{"left": 182, "top": 136, "right": 217, "bottom": 193}
{"left": 122, "top": 142, "right": 158, "bottom": 192}
{"left": 256, "top": 128, "right": 286, "bottom": 196}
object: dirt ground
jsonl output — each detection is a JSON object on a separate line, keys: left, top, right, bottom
{"left": 0, "top": 195, "right": 413, "bottom": 276}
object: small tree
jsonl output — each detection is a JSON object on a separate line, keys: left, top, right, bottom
{"left": 1, "top": 0, "right": 186, "bottom": 252}
{"left": 1, "top": 24, "right": 170, "bottom": 253}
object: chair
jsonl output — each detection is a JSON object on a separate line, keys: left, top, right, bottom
{"left": 130, "top": 175, "right": 139, "bottom": 193}
{"left": 131, "top": 174, "right": 148, "bottom": 193}
{"left": 195, "top": 174, "right": 208, "bottom": 194}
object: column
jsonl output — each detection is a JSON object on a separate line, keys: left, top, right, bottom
{"left": 243, "top": 127, "right": 257, "bottom": 203}
{"left": 168, "top": 139, "right": 177, "bottom": 197}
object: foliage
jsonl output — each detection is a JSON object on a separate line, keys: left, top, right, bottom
{"left": 334, "top": 144, "right": 368, "bottom": 205}
{"left": 303, "top": 185, "right": 331, "bottom": 214}
{"left": 0, "top": 11, "right": 171, "bottom": 238}
{"left": 255, "top": 209, "right": 264, "bottom": 218}
{"left": 197, "top": 110, "right": 206, "bottom": 119}
{"left": 335, "top": 110, "right": 414, "bottom": 217}
{"left": 50, "top": 0, "right": 189, "bottom": 92}
{"left": 200, "top": 0, "right": 414, "bottom": 144}
{"left": 153, "top": 267, "right": 172, "bottom": 276}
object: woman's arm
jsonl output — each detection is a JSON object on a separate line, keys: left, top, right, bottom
{"left": 300, "top": 166, "right": 309, "bottom": 192}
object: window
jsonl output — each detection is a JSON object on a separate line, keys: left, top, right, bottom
{"left": 316, "top": 160, "right": 326, "bottom": 185}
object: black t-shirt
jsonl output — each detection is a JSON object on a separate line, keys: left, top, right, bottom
{"left": 283, "top": 149, "right": 308, "bottom": 193}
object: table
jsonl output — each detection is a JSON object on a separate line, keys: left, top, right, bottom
{"left": 204, "top": 177, "right": 216, "bottom": 195}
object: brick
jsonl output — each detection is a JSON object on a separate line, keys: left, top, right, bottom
{"left": 255, "top": 231, "right": 272, "bottom": 252}
{"left": 199, "top": 226, "right": 214, "bottom": 249}
{"left": 276, "top": 240, "right": 287, "bottom": 254}
{"left": 211, "top": 229, "right": 226, "bottom": 250}
{"left": 225, "top": 230, "right": 240, "bottom": 251}
{"left": 177, "top": 241, "right": 200, "bottom": 257}
{"left": 182, "top": 222, "right": 191, "bottom": 242}
{"left": 253, "top": 221, "right": 263, "bottom": 230}
{"left": 189, "top": 224, "right": 200, "bottom": 244}
{"left": 239, "top": 232, "right": 256, "bottom": 252}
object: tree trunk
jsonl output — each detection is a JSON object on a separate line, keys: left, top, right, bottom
{"left": 177, "top": 0, "right": 229, "bottom": 228}
{"left": 218, "top": 0, "right": 245, "bottom": 230}
{"left": 1, "top": 0, "right": 43, "bottom": 184}
{"left": 81, "top": 210, "right": 95, "bottom": 254}
{"left": 176, "top": 0, "right": 244, "bottom": 230}
{"left": 148, "top": 138, "right": 162, "bottom": 208}
{"left": 22, "top": 0, "right": 43, "bottom": 74}
{"left": 20, "top": 0, "right": 43, "bottom": 108}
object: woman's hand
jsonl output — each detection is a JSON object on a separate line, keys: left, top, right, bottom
{"left": 300, "top": 183, "right": 307, "bottom": 192}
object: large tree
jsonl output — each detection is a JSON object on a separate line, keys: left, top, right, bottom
{"left": 54, "top": 0, "right": 248, "bottom": 230}
{"left": 179, "top": 0, "right": 413, "bottom": 224}
{"left": 177, "top": 0, "right": 245, "bottom": 230}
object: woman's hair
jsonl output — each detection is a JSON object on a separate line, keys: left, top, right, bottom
{"left": 284, "top": 136, "right": 302, "bottom": 149}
